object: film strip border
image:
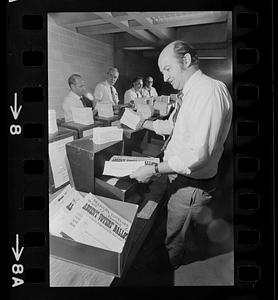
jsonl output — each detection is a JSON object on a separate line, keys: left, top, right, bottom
{"left": 7, "top": 2, "right": 274, "bottom": 298}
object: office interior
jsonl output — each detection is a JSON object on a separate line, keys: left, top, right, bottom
{"left": 48, "top": 11, "right": 234, "bottom": 286}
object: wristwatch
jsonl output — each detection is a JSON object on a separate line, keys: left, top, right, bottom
{"left": 153, "top": 163, "right": 161, "bottom": 177}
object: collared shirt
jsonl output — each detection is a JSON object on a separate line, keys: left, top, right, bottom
{"left": 124, "top": 88, "right": 143, "bottom": 104}
{"left": 153, "top": 69, "right": 233, "bottom": 179}
{"left": 62, "top": 90, "right": 85, "bottom": 122}
{"left": 141, "top": 86, "right": 158, "bottom": 98}
{"left": 94, "top": 80, "right": 119, "bottom": 105}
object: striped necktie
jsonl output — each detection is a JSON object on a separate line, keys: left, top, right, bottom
{"left": 110, "top": 86, "right": 117, "bottom": 105}
{"left": 161, "top": 91, "right": 184, "bottom": 152}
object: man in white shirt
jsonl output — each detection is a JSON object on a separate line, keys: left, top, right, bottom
{"left": 62, "top": 74, "right": 88, "bottom": 122}
{"left": 94, "top": 67, "right": 119, "bottom": 105}
{"left": 142, "top": 76, "right": 158, "bottom": 98}
{"left": 124, "top": 76, "right": 144, "bottom": 104}
{"left": 130, "top": 40, "right": 233, "bottom": 270}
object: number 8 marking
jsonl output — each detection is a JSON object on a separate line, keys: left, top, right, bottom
{"left": 10, "top": 124, "right": 22, "bottom": 135}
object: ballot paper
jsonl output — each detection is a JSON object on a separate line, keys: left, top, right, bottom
{"left": 92, "top": 126, "right": 123, "bottom": 144}
{"left": 120, "top": 108, "right": 141, "bottom": 130}
{"left": 154, "top": 101, "right": 169, "bottom": 116}
{"left": 49, "top": 136, "right": 74, "bottom": 188}
{"left": 110, "top": 155, "right": 159, "bottom": 165}
{"left": 161, "top": 95, "right": 170, "bottom": 104}
{"left": 49, "top": 186, "right": 83, "bottom": 236}
{"left": 136, "top": 103, "right": 154, "bottom": 119}
{"left": 103, "top": 161, "right": 145, "bottom": 177}
{"left": 96, "top": 102, "right": 114, "bottom": 118}
{"left": 71, "top": 107, "right": 94, "bottom": 125}
{"left": 52, "top": 192, "right": 132, "bottom": 252}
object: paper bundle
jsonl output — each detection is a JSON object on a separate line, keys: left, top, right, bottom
{"left": 160, "top": 95, "right": 170, "bottom": 104}
{"left": 154, "top": 101, "right": 169, "bottom": 116}
{"left": 136, "top": 103, "right": 154, "bottom": 119}
{"left": 120, "top": 108, "right": 141, "bottom": 130}
{"left": 92, "top": 126, "right": 123, "bottom": 144}
{"left": 48, "top": 109, "right": 58, "bottom": 134}
{"left": 71, "top": 107, "right": 94, "bottom": 125}
{"left": 96, "top": 102, "right": 114, "bottom": 118}
{"left": 49, "top": 186, "right": 132, "bottom": 252}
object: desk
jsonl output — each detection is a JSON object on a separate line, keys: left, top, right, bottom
{"left": 50, "top": 175, "right": 168, "bottom": 286}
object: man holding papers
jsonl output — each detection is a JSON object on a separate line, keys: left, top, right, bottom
{"left": 63, "top": 74, "right": 94, "bottom": 122}
{"left": 130, "top": 40, "right": 233, "bottom": 271}
{"left": 94, "top": 67, "right": 120, "bottom": 105}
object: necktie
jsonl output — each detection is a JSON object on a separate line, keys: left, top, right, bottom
{"left": 80, "top": 96, "right": 87, "bottom": 107}
{"left": 110, "top": 86, "right": 117, "bottom": 105}
{"left": 161, "top": 91, "right": 184, "bottom": 152}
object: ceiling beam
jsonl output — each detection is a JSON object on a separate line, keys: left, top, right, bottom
{"left": 126, "top": 12, "right": 175, "bottom": 42}
{"left": 93, "top": 12, "right": 158, "bottom": 45}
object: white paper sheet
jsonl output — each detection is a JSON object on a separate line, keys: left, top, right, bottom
{"left": 120, "top": 108, "right": 141, "bottom": 130}
{"left": 71, "top": 107, "right": 94, "bottom": 125}
{"left": 103, "top": 161, "right": 145, "bottom": 177}
{"left": 83, "top": 128, "right": 94, "bottom": 137}
{"left": 96, "top": 102, "right": 114, "bottom": 118}
{"left": 136, "top": 103, "right": 154, "bottom": 119}
{"left": 49, "top": 136, "right": 74, "bottom": 188}
{"left": 92, "top": 126, "right": 123, "bottom": 144}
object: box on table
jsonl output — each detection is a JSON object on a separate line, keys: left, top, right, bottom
{"left": 49, "top": 127, "right": 78, "bottom": 194}
{"left": 60, "top": 120, "right": 103, "bottom": 139}
{"left": 66, "top": 137, "right": 137, "bottom": 201}
{"left": 49, "top": 194, "right": 138, "bottom": 277}
{"left": 94, "top": 115, "right": 120, "bottom": 127}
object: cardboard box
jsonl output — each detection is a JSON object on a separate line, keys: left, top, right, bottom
{"left": 66, "top": 137, "right": 124, "bottom": 194}
{"left": 94, "top": 115, "right": 120, "bottom": 127}
{"left": 60, "top": 120, "right": 103, "bottom": 139}
{"left": 49, "top": 127, "right": 78, "bottom": 194}
{"left": 95, "top": 175, "right": 137, "bottom": 202}
{"left": 50, "top": 194, "right": 138, "bottom": 277}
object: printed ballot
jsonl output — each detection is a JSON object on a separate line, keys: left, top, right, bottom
{"left": 120, "top": 108, "right": 141, "bottom": 130}
{"left": 49, "top": 187, "right": 132, "bottom": 252}
{"left": 136, "top": 103, "right": 154, "bottom": 119}
{"left": 96, "top": 102, "right": 114, "bottom": 118}
{"left": 92, "top": 126, "right": 123, "bottom": 144}
{"left": 49, "top": 136, "right": 74, "bottom": 188}
{"left": 103, "top": 155, "right": 159, "bottom": 177}
{"left": 71, "top": 107, "right": 94, "bottom": 125}
{"left": 103, "top": 161, "right": 145, "bottom": 177}
{"left": 110, "top": 155, "right": 159, "bottom": 165}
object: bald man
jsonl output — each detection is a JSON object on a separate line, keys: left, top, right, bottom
{"left": 130, "top": 40, "right": 233, "bottom": 271}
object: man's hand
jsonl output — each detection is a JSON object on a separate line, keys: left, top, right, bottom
{"left": 129, "top": 165, "right": 155, "bottom": 183}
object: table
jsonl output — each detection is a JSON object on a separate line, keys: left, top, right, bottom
{"left": 49, "top": 175, "right": 168, "bottom": 286}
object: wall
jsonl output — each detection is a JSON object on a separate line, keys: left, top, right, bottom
{"left": 48, "top": 16, "right": 114, "bottom": 118}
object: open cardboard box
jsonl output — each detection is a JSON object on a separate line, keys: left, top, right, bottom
{"left": 50, "top": 194, "right": 138, "bottom": 277}
{"left": 66, "top": 136, "right": 137, "bottom": 201}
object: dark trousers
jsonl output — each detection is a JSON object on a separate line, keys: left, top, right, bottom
{"left": 165, "top": 174, "right": 217, "bottom": 268}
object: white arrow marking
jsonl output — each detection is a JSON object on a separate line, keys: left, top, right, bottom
{"left": 12, "top": 234, "right": 24, "bottom": 261}
{"left": 10, "top": 93, "right": 22, "bottom": 120}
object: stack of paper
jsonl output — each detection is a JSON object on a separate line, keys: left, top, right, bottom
{"left": 103, "top": 160, "right": 145, "bottom": 177}
{"left": 134, "top": 97, "right": 148, "bottom": 108}
{"left": 92, "top": 126, "right": 123, "bottom": 144}
{"left": 103, "top": 155, "right": 159, "bottom": 177}
{"left": 48, "top": 109, "right": 58, "bottom": 134}
{"left": 71, "top": 107, "right": 94, "bottom": 125}
{"left": 96, "top": 102, "right": 114, "bottom": 118}
{"left": 136, "top": 103, "right": 154, "bottom": 119}
{"left": 120, "top": 108, "right": 141, "bottom": 130}
{"left": 161, "top": 95, "right": 170, "bottom": 104}
{"left": 154, "top": 101, "right": 169, "bottom": 116}
{"left": 49, "top": 187, "right": 132, "bottom": 252}
{"left": 170, "top": 93, "right": 178, "bottom": 102}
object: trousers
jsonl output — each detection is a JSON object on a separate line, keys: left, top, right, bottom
{"left": 165, "top": 174, "right": 217, "bottom": 268}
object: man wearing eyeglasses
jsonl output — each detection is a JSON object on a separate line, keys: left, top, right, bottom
{"left": 142, "top": 76, "right": 158, "bottom": 98}
{"left": 94, "top": 67, "right": 120, "bottom": 105}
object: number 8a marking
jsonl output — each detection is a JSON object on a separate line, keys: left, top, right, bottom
{"left": 10, "top": 124, "right": 22, "bottom": 135}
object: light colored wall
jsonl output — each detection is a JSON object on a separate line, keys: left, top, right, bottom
{"left": 48, "top": 16, "right": 114, "bottom": 118}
